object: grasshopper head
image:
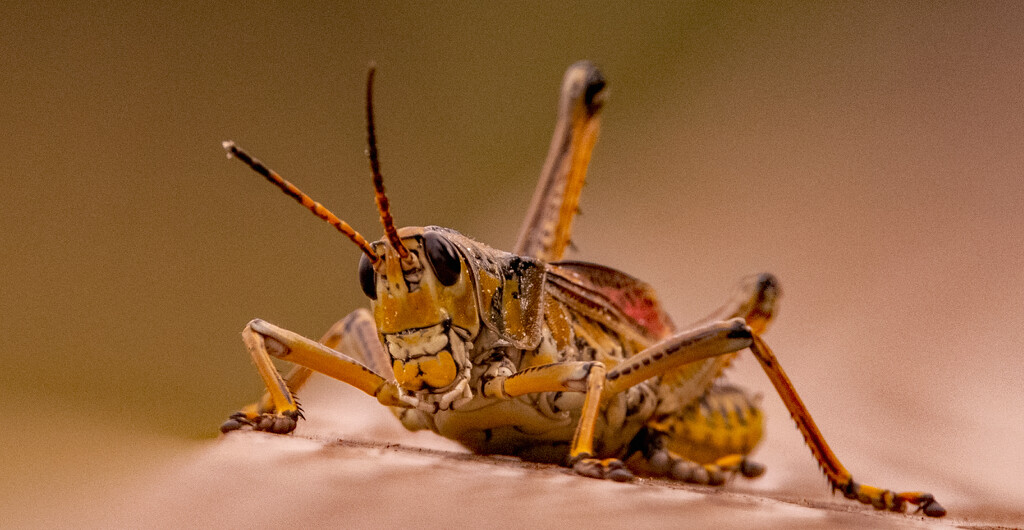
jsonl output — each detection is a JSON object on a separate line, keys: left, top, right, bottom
{"left": 224, "top": 66, "right": 542, "bottom": 412}
{"left": 360, "top": 226, "right": 480, "bottom": 410}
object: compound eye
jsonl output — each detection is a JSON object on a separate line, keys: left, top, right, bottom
{"left": 358, "top": 254, "right": 377, "bottom": 299}
{"left": 423, "top": 231, "right": 461, "bottom": 286}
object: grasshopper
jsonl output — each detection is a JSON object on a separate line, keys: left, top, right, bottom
{"left": 220, "top": 62, "right": 945, "bottom": 518}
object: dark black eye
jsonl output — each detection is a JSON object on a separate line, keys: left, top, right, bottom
{"left": 423, "top": 231, "right": 461, "bottom": 286}
{"left": 358, "top": 254, "right": 377, "bottom": 299}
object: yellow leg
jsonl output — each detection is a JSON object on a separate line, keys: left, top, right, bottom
{"left": 513, "top": 61, "right": 605, "bottom": 262}
{"left": 246, "top": 318, "right": 405, "bottom": 403}
{"left": 748, "top": 335, "right": 945, "bottom": 517}
{"left": 655, "top": 273, "right": 780, "bottom": 412}
{"left": 490, "top": 361, "right": 607, "bottom": 458}
{"left": 603, "top": 318, "right": 754, "bottom": 397}
{"left": 488, "top": 320, "right": 754, "bottom": 482}
{"left": 686, "top": 273, "right": 781, "bottom": 335}
{"left": 227, "top": 312, "right": 370, "bottom": 432}
{"left": 221, "top": 310, "right": 405, "bottom": 434}
{"left": 483, "top": 361, "right": 632, "bottom": 481}
{"left": 609, "top": 311, "right": 944, "bottom": 515}
{"left": 627, "top": 273, "right": 778, "bottom": 483}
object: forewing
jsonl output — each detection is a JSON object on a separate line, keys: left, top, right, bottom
{"left": 546, "top": 261, "right": 676, "bottom": 344}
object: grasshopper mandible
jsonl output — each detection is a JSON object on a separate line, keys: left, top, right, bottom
{"left": 220, "top": 62, "right": 945, "bottom": 518}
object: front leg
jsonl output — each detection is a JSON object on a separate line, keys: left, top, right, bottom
{"left": 221, "top": 310, "right": 407, "bottom": 434}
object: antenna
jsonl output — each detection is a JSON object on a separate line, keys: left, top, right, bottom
{"left": 365, "top": 66, "right": 410, "bottom": 259}
{"left": 222, "top": 141, "right": 379, "bottom": 263}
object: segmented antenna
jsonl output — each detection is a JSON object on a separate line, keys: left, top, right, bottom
{"left": 222, "top": 140, "right": 379, "bottom": 263}
{"left": 365, "top": 66, "right": 410, "bottom": 259}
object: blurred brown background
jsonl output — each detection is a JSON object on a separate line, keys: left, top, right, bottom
{"left": 2, "top": 2, "right": 1022, "bottom": 526}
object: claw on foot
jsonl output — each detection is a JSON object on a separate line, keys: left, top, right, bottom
{"left": 739, "top": 459, "right": 765, "bottom": 478}
{"left": 255, "top": 412, "right": 298, "bottom": 434}
{"left": 669, "top": 460, "right": 713, "bottom": 484}
{"left": 648, "top": 449, "right": 761, "bottom": 486}
{"left": 709, "top": 454, "right": 765, "bottom": 481}
{"left": 911, "top": 494, "right": 946, "bottom": 518}
{"left": 572, "top": 457, "right": 634, "bottom": 482}
{"left": 220, "top": 409, "right": 300, "bottom": 435}
{"left": 220, "top": 412, "right": 252, "bottom": 433}
{"left": 843, "top": 481, "right": 947, "bottom": 518}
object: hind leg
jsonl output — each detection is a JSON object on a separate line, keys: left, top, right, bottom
{"left": 635, "top": 273, "right": 775, "bottom": 483}
{"left": 605, "top": 273, "right": 944, "bottom": 516}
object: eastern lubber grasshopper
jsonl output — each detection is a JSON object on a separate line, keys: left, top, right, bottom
{"left": 220, "top": 62, "right": 945, "bottom": 518}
